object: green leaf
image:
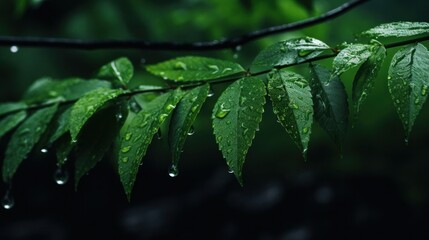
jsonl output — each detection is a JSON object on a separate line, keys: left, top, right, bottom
{"left": 75, "top": 104, "right": 127, "bottom": 188}
{"left": 212, "top": 77, "right": 266, "bottom": 184}
{"left": 23, "top": 78, "right": 111, "bottom": 104}
{"left": 251, "top": 37, "right": 330, "bottom": 72}
{"left": 118, "top": 89, "right": 184, "bottom": 200}
{"left": 69, "top": 88, "right": 124, "bottom": 142}
{"left": 97, "top": 57, "right": 134, "bottom": 87}
{"left": 169, "top": 84, "right": 209, "bottom": 171}
{"left": 0, "top": 111, "right": 27, "bottom": 139}
{"left": 361, "top": 22, "right": 429, "bottom": 38}
{"left": 2, "top": 104, "right": 58, "bottom": 182}
{"left": 332, "top": 44, "right": 372, "bottom": 77}
{"left": 55, "top": 135, "right": 74, "bottom": 167}
{"left": 146, "top": 56, "right": 245, "bottom": 82}
{"left": 388, "top": 43, "right": 429, "bottom": 140}
{"left": 353, "top": 44, "right": 386, "bottom": 118}
{"left": 0, "top": 102, "right": 27, "bottom": 117}
{"left": 268, "top": 70, "right": 313, "bottom": 158}
{"left": 309, "top": 64, "right": 348, "bottom": 145}
{"left": 48, "top": 107, "right": 72, "bottom": 144}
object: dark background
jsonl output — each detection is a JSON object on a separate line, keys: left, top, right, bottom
{"left": 1, "top": 0, "right": 429, "bottom": 239}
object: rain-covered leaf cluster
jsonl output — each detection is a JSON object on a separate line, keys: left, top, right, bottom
{"left": 0, "top": 21, "right": 429, "bottom": 200}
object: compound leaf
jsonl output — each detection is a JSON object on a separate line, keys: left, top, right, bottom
{"left": 118, "top": 89, "right": 184, "bottom": 200}
{"left": 74, "top": 103, "right": 127, "bottom": 188}
{"left": 388, "top": 43, "right": 429, "bottom": 140}
{"left": 0, "top": 111, "right": 27, "bottom": 139}
{"left": 169, "top": 84, "right": 209, "bottom": 171}
{"left": 332, "top": 44, "right": 373, "bottom": 77}
{"left": 69, "top": 88, "right": 125, "bottom": 142}
{"left": 353, "top": 43, "right": 386, "bottom": 118}
{"left": 268, "top": 70, "right": 313, "bottom": 158}
{"left": 97, "top": 57, "right": 134, "bottom": 87}
{"left": 361, "top": 22, "right": 429, "bottom": 38}
{"left": 212, "top": 77, "right": 266, "bottom": 184}
{"left": 146, "top": 56, "right": 245, "bottom": 82}
{"left": 309, "top": 64, "right": 348, "bottom": 145}
{"left": 2, "top": 104, "right": 58, "bottom": 182}
{"left": 251, "top": 37, "right": 330, "bottom": 72}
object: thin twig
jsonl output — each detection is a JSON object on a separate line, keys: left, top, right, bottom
{"left": 3, "top": 34, "right": 428, "bottom": 116}
{"left": 0, "top": 0, "right": 369, "bottom": 51}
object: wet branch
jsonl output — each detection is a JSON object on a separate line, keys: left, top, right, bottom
{"left": 0, "top": 0, "right": 369, "bottom": 51}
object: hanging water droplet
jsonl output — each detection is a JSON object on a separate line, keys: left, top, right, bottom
{"left": 53, "top": 166, "right": 69, "bottom": 185}
{"left": 116, "top": 113, "right": 123, "bottom": 121}
{"left": 228, "top": 169, "right": 234, "bottom": 174}
{"left": 207, "top": 87, "right": 215, "bottom": 97}
{"left": 187, "top": 126, "right": 195, "bottom": 136}
{"left": 157, "top": 129, "right": 162, "bottom": 140}
{"left": 168, "top": 164, "right": 179, "bottom": 177}
{"left": 1, "top": 189, "right": 14, "bottom": 210}
{"left": 40, "top": 148, "right": 48, "bottom": 154}
{"left": 404, "top": 137, "right": 409, "bottom": 146}
{"left": 10, "top": 45, "right": 19, "bottom": 53}
{"left": 140, "top": 58, "right": 146, "bottom": 65}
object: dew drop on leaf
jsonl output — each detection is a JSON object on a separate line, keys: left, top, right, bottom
{"left": 40, "top": 148, "right": 48, "bottom": 154}
{"left": 53, "top": 166, "right": 69, "bottom": 185}
{"left": 215, "top": 103, "right": 231, "bottom": 119}
{"left": 228, "top": 169, "right": 234, "bottom": 174}
{"left": 129, "top": 99, "right": 142, "bottom": 113}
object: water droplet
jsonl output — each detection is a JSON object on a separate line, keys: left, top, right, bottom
{"left": 387, "top": 76, "right": 392, "bottom": 80}
{"left": 421, "top": 85, "right": 428, "bottom": 96}
{"left": 1, "top": 189, "right": 14, "bottom": 210}
{"left": 157, "top": 129, "right": 162, "bottom": 140}
{"left": 207, "top": 87, "right": 215, "bottom": 97}
{"left": 168, "top": 164, "right": 179, "bottom": 177}
{"left": 414, "top": 98, "right": 420, "bottom": 105}
{"left": 10, "top": 45, "right": 19, "bottom": 53}
{"left": 140, "top": 58, "right": 146, "bottom": 65}
{"left": 207, "top": 65, "right": 219, "bottom": 74}
{"left": 40, "top": 148, "right": 48, "bottom": 153}
{"left": 215, "top": 103, "right": 231, "bottom": 119}
{"left": 187, "top": 126, "right": 195, "bottom": 136}
{"left": 166, "top": 104, "right": 176, "bottom": 111}
{"left": 404, "top": 137, "right": 409, "bottom": 146}
{"left": 125, "top": 132, "right": 132, "bottom": 141}
{"left": 235, "top": 45, "right": 242, "bottom": 52}
{"left": 121, "top": 157, "right": 129, "bottom": 163}
{"left": 289, "top": 102, "right": 299, "bottom": 109}
{"left": 298, "top": 49, "right": 312, "bottom": 57}
{"left": 216, "top": 136, "right": 222, "bottom": 142}
{"left": 174, "top": 61, "right": 187, "bottom": 70}
{"left": 228, "top": 169, "right": 234, "bottom": 174}
{"left": 159, "top": 113, "right": 169, "bottom": 122}
{"left": 53, "top": 166, "right": 69, "bottom": 185}
{"left": 302, "top": 127, "right": 309, "bottom": 134}
{"left": 121, "top": 146, "right": 131, "bottom": 153}
{"left": 116, "top": 113, "right": 123, "bottom": 121}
